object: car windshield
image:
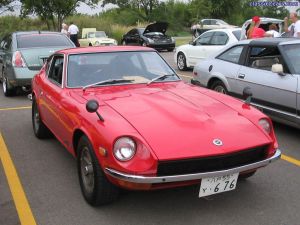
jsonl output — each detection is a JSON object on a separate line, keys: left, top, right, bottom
{"left": 282, "top": 44, "right": 300, "bottom": 74}
{"left": 88, "top": 31, "right": 107, "bottom": 38}
{"left": 67, "top": 51, "right": 179, "bottom": 87}
{"left": 17, "top": 34, "right": 72, "bottom": 48}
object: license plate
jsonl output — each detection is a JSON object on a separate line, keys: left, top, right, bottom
{"left": 199, "top": 173, "right": 239, "bottom": 197}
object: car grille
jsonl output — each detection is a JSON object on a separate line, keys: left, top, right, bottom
{"left": 157, "top": 145, "right": 269, "bottom": 176}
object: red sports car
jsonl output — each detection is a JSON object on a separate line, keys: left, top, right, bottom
{"left": 31, "top": 46, "right": 281, "bottom": 206}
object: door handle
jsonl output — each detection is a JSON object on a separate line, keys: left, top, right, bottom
{"left": 238, "top": 73, "right": 245, "bottom": 79}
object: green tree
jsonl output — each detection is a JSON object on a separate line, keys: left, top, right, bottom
{"left": 0, "top": 0, "right": 15, "bottom": 15}
{"left": 20, "top": 0, "right": 99, "bottom": 31}
{"left": 102, "top": 0, "right": 159, "bottom": 18}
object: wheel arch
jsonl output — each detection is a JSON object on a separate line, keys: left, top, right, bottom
{"left": 73, "top": 129, "right": 86, "bottom": 157}
{"left": 207, "top": 74, "right": 231, "bottom": 92}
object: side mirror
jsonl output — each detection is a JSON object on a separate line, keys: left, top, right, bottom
{"left": 271, "top": 63, "right": 284, "bottom": 76}
{"left": 243, "top": 87, "right": 253, "bottom": 105}
{"left": 86, "top": 100, "right": 104, "bottom": 121}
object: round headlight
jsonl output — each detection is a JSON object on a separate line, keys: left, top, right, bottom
{"left": 259, "top": 119, "right": 271, "bottom": 134}
{"left": 113, "top": 137, "right": 136, "bottom": 161}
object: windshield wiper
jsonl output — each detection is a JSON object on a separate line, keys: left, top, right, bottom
{"left": 83, "top": 79, "right": 134, "bottom": 90}
{"left": 147, "top": 74, "right": 175, "bottom": 85}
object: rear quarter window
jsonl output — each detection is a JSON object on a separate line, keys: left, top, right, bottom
{"left": 17, "top": 34, "right": 73, "bottom": 48}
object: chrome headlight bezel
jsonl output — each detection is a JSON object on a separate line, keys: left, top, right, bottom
{"left": 113, "top": 137, "right": 136, "bottom": 162}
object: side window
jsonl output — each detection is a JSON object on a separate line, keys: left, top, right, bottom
{"left": 247, "top": 46, "right": 282, "bottom": 71}
{"left": 210, "top": 32, "right": 229, "bottom": 45}
{"left": 195, "top": 32, "right": 214, "bottom": 45}
{"left": 202, "top": 20, "right": 210, "bottom": 25}
{"left": 211, "top": 20, "right": 217, "bottom": 25}
{"left": 217, "top": 46, "right": 244, "bottom": 64}
{"left": 48, "top": 55, "right": 64, "bottom": 85}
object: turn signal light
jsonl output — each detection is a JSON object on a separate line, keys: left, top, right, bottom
{"left": 12, "top": 51, "right": 26, "bottom": 67}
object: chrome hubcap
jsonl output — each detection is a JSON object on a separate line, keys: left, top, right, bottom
{"left": 3, "top": 78, "right": 6, "bottom": 93}
{"left": 80, "top": 147, "right": 94, "bottom": 194}
{"left": 34, "top": 104, "right": 40, "bottom": 129}
{"left": 177, "top": 55, "right": 185, "bottom": 69}
{"left": 214, "top": 85, "right": 227, "bottom": 94}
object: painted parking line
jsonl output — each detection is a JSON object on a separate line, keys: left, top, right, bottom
{"left": 177, "top": 73, "right": 193, "bottom": 79}
{"left": 0, "top": 106, "right": 31, "bottom": 111}
{"left": 281, "top": 154, "right": 300, "bottom": 167}
{"left": 0, "top": 133, "right": 37, "bottom": 225}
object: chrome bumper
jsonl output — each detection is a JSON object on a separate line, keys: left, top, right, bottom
{"left": 105, "top": 149, "right": 281, "bottom": 184}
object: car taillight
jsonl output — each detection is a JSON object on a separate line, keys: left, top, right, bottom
{"left": 12, "top": 51, "right": 26, "bottom": 67}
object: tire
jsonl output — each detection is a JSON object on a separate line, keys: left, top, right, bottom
{"left": 210, "top": 80, "right": 228, "bottom": 95}
{"left": 2, "top": 76, "right": 15, "bottom": 97}
{"left": 167, "top": 48, "right": 174, "bottom": 52}
{"left": 142, "top": 42, "right": 147, "bottom": 47}
{"left": 239, "top": 171, "right": 256, "bottom": 179}
{"left": 177, "top": 52, "right": 188, "bottom": 71}
{"left": 77, "top": 136, "right": 119, "bottom": 206}
{"left": 32, "top": 96, "right": 50, "bottom": 139}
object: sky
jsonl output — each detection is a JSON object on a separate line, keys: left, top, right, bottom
{"left": 0, "top": 1, "right": 116, "bottom": 16}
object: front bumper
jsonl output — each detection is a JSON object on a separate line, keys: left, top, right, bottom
{"left": 147, "top": 43, "right": 175, "bottom": 50}
{"left": 105, "top": 149, "right": 281, "bottom": 184}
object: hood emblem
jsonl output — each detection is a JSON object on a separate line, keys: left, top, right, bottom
{"left": 213, "top": 139, "right": 223, "bottom": 146}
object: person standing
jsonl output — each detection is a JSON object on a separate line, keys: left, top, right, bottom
{"left": 61, "top": 23, "right": 68, "bottom": 36}
{"left": 68, "top": 22, "right": 80, "bottom": 47}
{"left": 247, "top": 16, "right": 272, "bottom": 39}
{"left": 284, "top": 12, "right": 300, "bottom": 38}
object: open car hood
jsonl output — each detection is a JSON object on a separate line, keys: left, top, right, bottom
{"left": 143, "top": 22, "right": 168, "bottom": 34}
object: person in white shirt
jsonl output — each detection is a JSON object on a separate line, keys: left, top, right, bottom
{"left": 284, "top": 12, "right": 300, "bottom": 38}
{"left": 68, "top": 22, "right": 80, "bottom": 47}
{"left": 266, "top": 23, "right": 281, "bottom": 37}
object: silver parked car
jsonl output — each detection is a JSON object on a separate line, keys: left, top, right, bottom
{"left": 0, "top": 31, "right": 75, "bottom": 96}
{"left": 192, "top": 38, "right": 300, "bottom": 128}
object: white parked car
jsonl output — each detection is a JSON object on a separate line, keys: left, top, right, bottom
{"left": 175, "top": 28, "right": 241, "bottom": 71}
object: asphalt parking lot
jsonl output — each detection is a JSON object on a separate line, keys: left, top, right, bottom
{"left": 0, "top": 51, "right": 300, "bottom": 225}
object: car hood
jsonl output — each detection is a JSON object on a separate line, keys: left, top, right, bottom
{"left": 144, "top": 22, "right": 168, "bottom": 34}
{"left": 82, "top": 83, "right": 271, "bottom": 160}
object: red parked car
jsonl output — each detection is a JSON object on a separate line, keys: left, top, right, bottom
{"left": 31, "top": 46, "right": 281, "bottom": 206}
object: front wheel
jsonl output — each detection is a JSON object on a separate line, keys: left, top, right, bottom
{"left": 210, "top": 80, "right": 228, "bottom": 95}
{"left": 32, "top": 96, "right": 50, "bottom": 138}
{"left": 77, "top": 136, "right": 119, "bottom": 206}
{"left": 177, "top": 53, "right": 187, "bottom": 71}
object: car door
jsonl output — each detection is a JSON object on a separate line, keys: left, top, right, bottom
{"left": 213, "top": 45, "right": 246, "bottom": 90}
{"left": 233, "top": 45, "right": 297, "bottom": 119}
{"left": 188, "top": 31, "right": 228, "bottom": 67}
{"left": 41, "top": 54, "right": 74, "bottom": 146}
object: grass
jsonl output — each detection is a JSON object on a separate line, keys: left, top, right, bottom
{"left": 175, "top": 36, "right": 193, "bottom": 47}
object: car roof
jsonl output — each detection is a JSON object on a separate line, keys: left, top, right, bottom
{"left": 244, "top": 17, "right": 283, "bottom": 23}
{"left": 14, "top": 31, "right": 64, "bottom": 36}
{"left": 248, "top": 38, "right": 300, "bottom": 46}
{"left": 57, "top": 46, "right": 156, "bottom": 54}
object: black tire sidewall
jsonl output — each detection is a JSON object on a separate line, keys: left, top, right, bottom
{"left": 177, "top": 53, "right": 187, "bottom": 71}
{"left": 211, "top": 81, "right": 228, "bottom": 94}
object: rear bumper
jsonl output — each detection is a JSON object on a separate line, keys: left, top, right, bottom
{"left": 7, "top": 67, "right": 39, "bottom": 87}
{"left": 105, "top": 149, "right": 281, "bottom": 184}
